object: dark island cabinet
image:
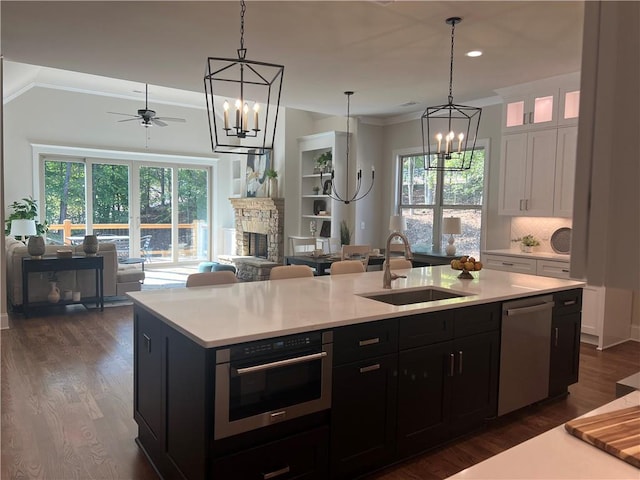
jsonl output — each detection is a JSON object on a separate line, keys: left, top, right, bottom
{"left": 398, "top": 304, "right": 500, "bottom": 457}
{"left": 331, "top": 320, "right": 398, "bottom": 479}
{"left": 134, "top": 306, "right": 212, "bottom": 480}
{"left": 549, "top": 289, "right": 582, "bottom": 397}
{"left": 134, "top": 306, "right": 164, "bottom": 443}
{"left": 212, "top": 426, "right": 329, "bottom": 480}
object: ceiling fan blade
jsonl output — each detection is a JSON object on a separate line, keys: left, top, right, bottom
{"left": 152, "top": 118, "right": 168, "bottom": 127}
{"left": 107, "top": 111, "right": 139, "bottom": 118}
{"left": 118, "top": 117, "right": 142, "bottom": 123}
{"left": 155, "top": 117, "right": 186, "bottom": 123}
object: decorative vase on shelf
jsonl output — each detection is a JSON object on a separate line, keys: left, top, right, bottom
{"left": 83, "top": 234, "right": 99, "bottom": 256}
{"left": 268, "top": 178, "right": 278, "bottom": 198}
{"left": 27, "top": 235, "right": 46, "bottom": 259}
{"left": 47, "top": 281, "right": 60, "bottom": 304}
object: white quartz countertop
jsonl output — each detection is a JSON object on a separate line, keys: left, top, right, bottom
{"left": 128, "top": 265, "right": 584, "bottom": 348}
{"left": 483, "top": 249, "right": 571, "bottom": 261}
{"left": 447, "top": 390, "right": 640, "bottom": 479}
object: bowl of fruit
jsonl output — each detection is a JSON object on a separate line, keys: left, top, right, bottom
{"left": 450, "top": 256, "right": 483, "bottom": 279}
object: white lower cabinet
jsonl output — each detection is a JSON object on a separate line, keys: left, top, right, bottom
{"left": 483, "top": 253, "right": 633, "bottom": 349}
{"left": 482, "top": 254, "right": 536, "bottom": 274}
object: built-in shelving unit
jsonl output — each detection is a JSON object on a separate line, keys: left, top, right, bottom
{"left": 297, "top": 131, "right": 349, "bottom": 239}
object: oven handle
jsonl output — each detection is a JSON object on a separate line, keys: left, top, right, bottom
{"left": 234, "top": 351, "right": 328, "bottom": 375}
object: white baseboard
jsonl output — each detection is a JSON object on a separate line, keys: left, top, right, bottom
{"left": 1, "top": 312, "right": 9, "bottom": 329}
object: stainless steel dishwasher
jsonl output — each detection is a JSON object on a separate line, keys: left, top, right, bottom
{"left": 498, "top": 295, "right": 555, "bottom": 416}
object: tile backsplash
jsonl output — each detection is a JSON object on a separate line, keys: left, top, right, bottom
{"left": 510, "top": 217, "right": 572, "bottom": 253}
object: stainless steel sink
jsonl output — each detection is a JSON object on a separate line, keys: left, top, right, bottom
{"left": 360, "top": 287, "right": 468, "bottom": 306}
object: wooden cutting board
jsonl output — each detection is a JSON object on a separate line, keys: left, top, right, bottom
{"left": 565, "top": 405, "right": 640, "bottom": 468}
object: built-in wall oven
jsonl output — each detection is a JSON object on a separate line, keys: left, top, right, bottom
{"left": 214, "top": 330, "right": 333, "bottom": 440}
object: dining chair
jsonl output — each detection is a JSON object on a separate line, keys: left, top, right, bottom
{"left": 186, "top": 271, "right": 238, "bottom": 287}
{"left": 330, "top": 260, "right": 366, "bottom": 275}
{"left": 382, "top": 258, "right": 413, "bottom": 270}
{"left": 289, "top": 237, "right": 318, "bottom": 256}
{"left": 341, "top": 244, "right": 371, "bottom": 268}
{"left": 269, "top": 265, "right": 314, "bottom": 280}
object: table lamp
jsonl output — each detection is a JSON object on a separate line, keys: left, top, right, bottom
{"left": 389, "top": 215, "right": 407, "bottom": 233}
{"left": 442, "top": 217, "right": 461, "bottom": 256}
{"left": 10, "top": 219, "right": 36, "bottom": 242}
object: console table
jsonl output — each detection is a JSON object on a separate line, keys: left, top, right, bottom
{"left": 21, "top": 255, "right": 104, "bottom": 317}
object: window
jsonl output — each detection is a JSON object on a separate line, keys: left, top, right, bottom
{"left": 397, "top": 146, "right": 487, "bottom": 259}
{"left": 39, "top": 149, "right": 212, "bottom": 265}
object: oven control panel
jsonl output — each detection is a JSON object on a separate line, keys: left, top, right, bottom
{"left": 229, "top": 331, "right": 322, "bottom": 361}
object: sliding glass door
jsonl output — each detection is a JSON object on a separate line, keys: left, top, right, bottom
{"left": 42, "top": 156, "right": 211, "bottom": 266}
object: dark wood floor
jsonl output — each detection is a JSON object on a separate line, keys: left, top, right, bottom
{"left": 1, "top": 305, "right": 639, "bottom": 480}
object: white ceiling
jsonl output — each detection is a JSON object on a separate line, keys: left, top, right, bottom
{"left": 1, "top": 1, "right": 584, "bottom": 121}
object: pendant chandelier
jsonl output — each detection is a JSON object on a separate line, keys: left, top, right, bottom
{"left": 421, "top": 17, "right": 481, "bottom": 171}
{"left": 204, "top": 0, "right": 284, "bottom": 155}
{"left": 322, "top": 91, "right": 374, "bottom": 205}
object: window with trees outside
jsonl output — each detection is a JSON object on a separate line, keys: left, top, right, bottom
{"left": 397, "top": 146, "right": 486, "bottom": 260}
{"left": 42, "top": 156, "right": 210, "bottom": 264}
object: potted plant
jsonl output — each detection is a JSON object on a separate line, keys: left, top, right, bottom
{"left": 5, "top": 196, "right": 49, "bottom": 258}
{"left": 515, "top": 234, "right": 540, "bottom": 253}
{"left": 265, "top": 169, "right": 278, "bottom": 198}
{"left": 315, "top": 151, "right": 332, "bottom": 174}
{"left": 312, "top": 185, "right": 320, "bottom": 195}
{"left": 340, "top": 220, "right": 351, "bottom": 246}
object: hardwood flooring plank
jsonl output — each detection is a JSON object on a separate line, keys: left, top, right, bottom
{"left": 2, "top": 306, "right": 638, "bottom": 480}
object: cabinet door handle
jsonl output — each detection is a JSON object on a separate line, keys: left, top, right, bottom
{"left": 563, "top": 299, "right": 576, "bottom": 306}
{"left": 554, "top": 327, "right": 559, "bottom": 347}
{"left": 449, "top": 353, "right": 455, "bottom": 377}
{"left": 519, "top": 199, "right": 525, "bottom": 211}
{"left": 458, "top": 351, "right": 463, "bottom": 375}
{"left": 525, "top": 199, "right": 529, "bottom": 210}
{"left": 502, "top": 262, "right": 514, "bottom": 266}
{"left": 562, "top": 269, "right": 570, "bottom": 273}
{"left": 359, "top": 337, "right": 380, "bottom": 347}
{"left": 529, "top": 111, "right": 534, "bottom": 124}
{"left": 262, "top": 466, "right": 290, "bottom": 480}
{"left": 360, "top": 363, "right": 380, "bottom": 374}
{"left": 143, "top": 334, "right": 151, "bottom": 353}
{"left": 523, "top": 112, "right": 527, "bottom": 125}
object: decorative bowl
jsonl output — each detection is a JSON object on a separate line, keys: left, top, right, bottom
{"left": 450, "top": 256, "right": 482, "bottom": 279}
{"left": 56, "top": 249, "right": 73, "bottom": 258}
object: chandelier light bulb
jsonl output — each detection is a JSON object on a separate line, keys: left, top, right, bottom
{"left": 223, "top": 100, "right": 230, "bottom": 130}
{"left": 436, "top": 133, "right": 443, "bottom": 153}
{"left": 253, "top": 103, "right": 260, "bottom": 131}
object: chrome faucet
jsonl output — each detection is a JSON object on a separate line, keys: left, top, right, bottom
{"left": 383, "top": 232, "right": 413, "bottom": 289}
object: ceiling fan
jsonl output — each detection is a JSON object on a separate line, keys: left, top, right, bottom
{"left": 108, "top": 84, "right": 186, "bottom": 127}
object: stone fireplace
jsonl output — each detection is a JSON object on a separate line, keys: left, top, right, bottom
{"left": 222, "top": 198, "right": 285, "bottom": 281}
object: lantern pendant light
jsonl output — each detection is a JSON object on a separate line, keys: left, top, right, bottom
{"left": 422, "top": 17, "right": 481, "bottom": 171}
{"left": 322, "top": 91, "right": 375, "bottom": 205}
{"left": 204, "top": 0, "right": 284, "bottom": 155}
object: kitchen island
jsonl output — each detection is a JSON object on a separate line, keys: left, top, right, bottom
{"left": 128, "top": 266, "right": 585, "bottom": 480}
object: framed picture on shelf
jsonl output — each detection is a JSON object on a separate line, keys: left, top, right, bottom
{"left": 320, "top": 220, "right": 331, "bottom": 238}
{"left": 246, "top": 150, "right": 271, "bottom": 197}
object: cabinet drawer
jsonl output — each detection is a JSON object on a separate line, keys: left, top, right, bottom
{"left": 334, "top": 320, "right": 398, "bottom": 365}
{"left": 483, "top": 254, "right": 536, "bottom": 274}
{"left": 399, "top": 310, "right": 454, "bottom": 350}
{"left": 553, "top": 289, "right": 583, "bottom": 316}
{"left": 454, "top": 303, "right": 501, "bottom": 337}
{"left": 536, "top": 259, "right": 571, "bottom": 279}
{"left": 212, "top": 426, "right": 329, "bottom": 480}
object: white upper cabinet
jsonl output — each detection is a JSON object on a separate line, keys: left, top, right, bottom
{"left": 558, "top": 88, "right": 581, "bottom": 126}
{"left": 502, "top": 88, "right": 559, "bottom": 132}
{"left": 497, "top": 73, "right": 580, "bottom": 217}
{"left": 553, "top": 126, "right": 578, "bottom": 217}
{"left": 498, "top": 129, "right": 558, "bottom": 216}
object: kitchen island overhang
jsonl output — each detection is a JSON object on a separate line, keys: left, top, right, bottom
{"left": 128, "top": 265, "right": 585, "bottom": 348}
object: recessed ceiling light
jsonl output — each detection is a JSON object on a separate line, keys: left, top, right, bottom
{"left": 466, "top": 50, "right": 483, "bottom": 58}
